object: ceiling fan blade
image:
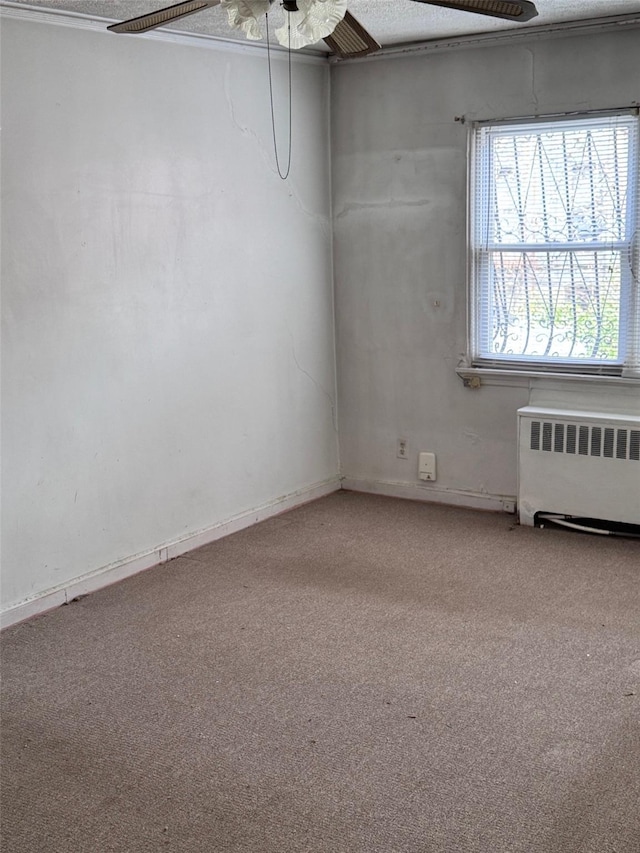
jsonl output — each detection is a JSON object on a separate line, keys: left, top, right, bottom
{"left": 410, "top": 0, "right": 538, "bottom": 23}
{"left": 108, "top": 0, "right": 221, "bottom": 34}
{"left": 324, "top": 11, "right": 381, "bottom": 58}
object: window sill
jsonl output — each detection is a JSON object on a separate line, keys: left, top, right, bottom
{"left": 456, "top": 366, "right": 640, "bottom": 389}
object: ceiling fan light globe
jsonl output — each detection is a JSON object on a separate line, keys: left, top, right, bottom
{"left": 275, "top": 0, "right": 347, "bottom": 49}
{"left": 221, "top": 0, "right": 270, "bottom": 40}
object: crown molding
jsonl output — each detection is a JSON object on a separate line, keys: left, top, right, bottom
{"left": 330, "top": 11, "right": 640, "bottom": 64}
{"left": 3, "top": 3, "right": 639, "bottom": 69}
{"left": 0, "top": 2, "right": 328, "bottom": 65}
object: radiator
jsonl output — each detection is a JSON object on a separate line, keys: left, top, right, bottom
{"left": 517, "top": 406, "right": 640, "bottom": 527}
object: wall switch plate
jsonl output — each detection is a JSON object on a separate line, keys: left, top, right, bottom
{"left": 397, "top": 438, "right": 408, "bottom": 459}
{"left": 418, "top": 452, "right": 436, "bottom": 481}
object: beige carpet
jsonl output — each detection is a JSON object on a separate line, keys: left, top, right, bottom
{"left": 2, "top": 491, "right": 639, "bottom": 852}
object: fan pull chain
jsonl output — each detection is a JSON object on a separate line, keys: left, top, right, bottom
{"left": 265, "top": 11, "right": 292, "bottom": 180}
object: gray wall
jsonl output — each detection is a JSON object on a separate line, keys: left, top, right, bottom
{"left": 1, "top": 17, "right": 338, "bottom": 615}
{"left": 331, "top": 28, "right": 640, "bottom": 506}
{"left": 3, "top": 14, "right": 638, "bottom": 619}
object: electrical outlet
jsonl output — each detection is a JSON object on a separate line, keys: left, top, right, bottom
{"left": 397, "top": 438, "right": 408, "bottom": 459}
{"left": 418, "top": 452, "right": 436, "bottom": 481}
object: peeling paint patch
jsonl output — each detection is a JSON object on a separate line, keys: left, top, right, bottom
{"left": 463, "top": 431, "right": 481, "bottom": 445}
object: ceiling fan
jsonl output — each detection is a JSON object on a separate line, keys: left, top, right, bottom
{"left": 108, "top": 0, "right": 539, "bottom": 58}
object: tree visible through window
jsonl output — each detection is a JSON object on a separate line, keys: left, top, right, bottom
{"left": 470, "top": 111, "right": 639, "bottom": 376}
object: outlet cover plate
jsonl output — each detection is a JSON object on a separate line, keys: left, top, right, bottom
{"left": 418, "top": 452, "right": 436, "bottom": 481}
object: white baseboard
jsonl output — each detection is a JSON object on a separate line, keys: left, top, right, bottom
{"left": 1, "top": 478, "right": 341, "bottom": 630}
{"left": 341, "top": 477, "right": 516, "bottom": 514}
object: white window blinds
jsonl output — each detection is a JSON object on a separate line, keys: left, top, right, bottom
{"left": 470, "top": 111, "right": 639, "bottom": 376}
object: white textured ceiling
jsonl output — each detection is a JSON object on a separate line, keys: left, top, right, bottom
{"left": 7, "top": 0, "right": 640, "bottom": 49}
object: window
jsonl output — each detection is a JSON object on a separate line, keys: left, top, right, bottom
{"left": 469, "top": 110, "right": 639, "bottom": 377}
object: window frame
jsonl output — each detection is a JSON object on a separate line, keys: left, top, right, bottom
{"left": 467, "top": 108, "right": 640, "bottom": 379}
